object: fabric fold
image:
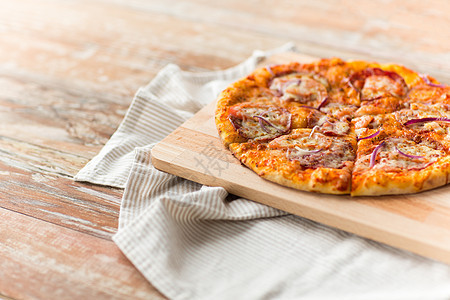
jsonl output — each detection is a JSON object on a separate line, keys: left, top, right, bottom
{"left": 117, "top": 146, "right": 287, "bottom": 230}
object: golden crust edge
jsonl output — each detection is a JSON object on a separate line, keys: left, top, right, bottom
{"left": 229, "top": 143, "right": 352, "bottom": 195}
{"left": 261, "top": 170, "right": 351, "bottom": 195}
{"left": 351, "top": 157, "right": 450, "bottom": 196}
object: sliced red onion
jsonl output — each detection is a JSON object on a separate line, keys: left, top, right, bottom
{"left": 361, "top": 95, "right": 383, "bottom": 102}
{"left": 308, "top": 125, "right": 320, "bottom": 138}
{"left": 299, "top": 98, "right": 328, "bottom": 111}
{"left": 265, "top": 65, "right": 275, "bottom": 76}
{"left": 364, "top": 68, "right": 405, "bottom": 83}
{"left": 299, "top": 105, "right": 318, "bottom": 110}
{"left": 254, "top": 113, "right": 291, "bottom": 134}
{"left": 357, "top": 129, "right": 380, "bottom": 141}
{"left": 287, "top": 147, "right": 322, "bottom": 161}
{"left": 369, "top": 141, "right": 385, "bottom": 168}
{"left": 283, "top": 78, "right": 302, "bottom": 92}
{"left": 346, "top": 78, "right": 359, "bottom": 93}
{"left": 404, "top": 117, "right": 450, "bottom": 126}
{"left": 395, "top": 146, "right": 424, "bottom": 159}
{"left": 254, "top": 115, "right": 272, "bottom": 133}
{"left": 409, "top": 161, "right": 435, "bottom": 170}
{"left": 324, "top": 118, "right": 334, "bottom": 125}
{"left": 317, "top": 96, "right": 329, "bottom": 111}
{"left": 229, "top": 105, "right": 292, "bottom": 139}
{"left": 284, "top": 112, "right": 292, "bottom": 133}
{"left": 228, "top": 115, "right": 240, "bottom": 131}
{"left": 272, "top": 90, "right": 283, "bottom": 97}
{"left": 373, "top": 68, "right": 405, "bottom": 83}
{"left": 294, "top": 146, "right": 323, "bottom": 154}
{"left": 419, "top": 74, "right": 446, "bottom": 88}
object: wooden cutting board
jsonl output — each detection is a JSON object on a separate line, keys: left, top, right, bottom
{"left": 151, "top": 53, "right": 450, "bottom": 265}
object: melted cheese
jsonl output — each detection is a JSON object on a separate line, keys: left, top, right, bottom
{"left": 270, "top": 73, "right": 328, "bottom": 104}
{"left": 230, "top": 105, "right": 291, "bottom": 140}
{"left": 424, "top": 122, "right": 445, "bottom": 134}
{"left": 372, "top": 138, "right": 444, "bottom": 171}
{"left": 362, "top": 75, "right": 405, "bottom": 99}
{"left": 269, "top": 130, "right": 355, "bottom": 169}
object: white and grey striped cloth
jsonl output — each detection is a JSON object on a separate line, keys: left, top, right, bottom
{"left": 75, "top": 44, "right": 450, "bottom": 300}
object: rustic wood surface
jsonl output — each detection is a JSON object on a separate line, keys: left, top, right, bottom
{"left": 1, "top": 0, "right": 449, "bottom": 299}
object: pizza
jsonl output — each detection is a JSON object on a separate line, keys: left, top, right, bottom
{"left": 215, "top": 58, "right": 450, "bottom": 196}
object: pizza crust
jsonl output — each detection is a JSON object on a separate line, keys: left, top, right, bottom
{"left": 351, "top": 156, "right": 450, "bottom": 196}
{"left": 229, "top": 141, "right": 353, "bottom": 195}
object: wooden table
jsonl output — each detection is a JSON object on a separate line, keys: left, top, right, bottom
{"left": 1, "top": 1, "right": 449, "bottom": 299}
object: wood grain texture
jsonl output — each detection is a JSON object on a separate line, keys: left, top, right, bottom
{"left": 0, "top": 159, "right": 121, "bottom": 239}
{"left": 1, "top": 0, "right": 450, "bottom": 298}
{"left": 0, "top": 207, "right": 164, "bottom": 300}
{"left": 152, "top": 81, "right": 450, "bottom": 265}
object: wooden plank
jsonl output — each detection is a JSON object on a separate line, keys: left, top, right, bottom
{"left": 0, "top": 0, "right": 284, "bottom": 83}
{"left": 0, "top": 143, "right": 123, "bottom": 239}
{"left": 151, "top": 64, "right": 450, "bottom": 264}
{"left": 0, "top": 75, "right": 127, "bottom": 158}
{"left": 105, "top": 0, "right": 450, "bottom": 82}
{"left": 0, "top": 207, "right": 165, "bottom": 300}
{"left": 0, "top": 135, "right": 90, "bottom": 177}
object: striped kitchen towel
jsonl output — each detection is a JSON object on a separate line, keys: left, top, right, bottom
{"left": 75, "top": 44, "right": 450, "bottom": 300}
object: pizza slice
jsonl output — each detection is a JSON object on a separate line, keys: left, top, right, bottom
{"left": 351, "top": 113, "right": 450, "bottom": 196}
{"left": 347, "top": 66, "right": 409, "bottom": 116}
{"left": 229, "top": 127, "right": 356, "bottom": 194}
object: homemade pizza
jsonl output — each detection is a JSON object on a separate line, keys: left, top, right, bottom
{"left": 215, "top": 58, "right": 450, "bottom": 196}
